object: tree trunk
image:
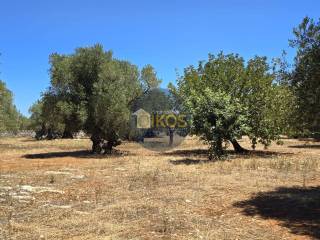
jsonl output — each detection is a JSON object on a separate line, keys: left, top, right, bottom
{"left": 216, "top": 137, "right": 223, "bottom": 156}
{"left": 91, "top": 135, "right": 103, "bottom": 154}
{"left": 230, "top": 139, "right": 248, "bottom": 153}
{"left": 91, "top": 135, "right": 120, "bottom": 154}
{"left": 36, "top": 124, "right": 47, "bottom": 140}
{"left": 47, "top": 128, "right": 54, "bottom": 140}
{"left": 209, "top": 137, "right": 223, "bottom": 160}
{"left": 169, "top": 128, "right": 174, "bottom": 146}
{"left": 103, "top": 141, "right": 113, "bottom": 154}
{"left": 62, "top": 130, "right": 73, "bottom": 139}
{"left": 91, "top": 130, "right": 121, "bottom": 154}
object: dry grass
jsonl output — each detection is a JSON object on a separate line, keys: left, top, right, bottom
{"left": 0, "top": 136, "right": 319, "bottom": 239}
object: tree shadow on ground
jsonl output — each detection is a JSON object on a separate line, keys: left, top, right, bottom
{"left": 169, "top": 158, "right": 212, "bottom": 165}
{"left": 296, "top": 138, "right": 320, "bottom": 142}
{"left": 23, "top": 150, "right": 129, "bottom": 159}
{"left": 234, "top": 186, "right": 320, "bottom": 239}
{"left": 165, "top": 149, "right": 293, "bottom": 159}
{"left": 164, "top": 149, "right": 209, "bottom": 158}
{"left": 289, "top": 144, "right": 320, "bottom": 149}
{"left": 20, "top": 138, "right": 39, "bottom": 142}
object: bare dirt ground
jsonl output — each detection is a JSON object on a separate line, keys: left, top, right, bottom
{"left": 0, "top": 136, "right": 319, "bottom": 240}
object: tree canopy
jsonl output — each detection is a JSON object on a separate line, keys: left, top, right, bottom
{"left": 172, "top": 53, "right": 292, "bottom": 158}
{"left": 30, "top": 44, "right": 160, "bottom": 152}
{"left": 289, "top": 16, "right": 320, "bottom": 138}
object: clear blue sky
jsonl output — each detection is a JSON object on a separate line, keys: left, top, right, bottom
{"left": 1, "top": 0, "right": 319, "bottom": 116}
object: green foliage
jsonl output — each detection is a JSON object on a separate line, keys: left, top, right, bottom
{"left": 290, "top": 17, "right": 320, "bottom": 137}
{"left": 0, "top": 80, "right": 26, "bottom": 132}
{"left": 29, "top": 100, "right": 44, "bottom": 132}
{"left": 88, "top": 57, "right": 141, "bottom": 152}
{"left": 140, "top": 64, "right": 162, "bottom": 92}
{"left": 131, "top": 88, "right": 173, "bottom": 113}
{"left": 186, "top": 89, "right": 248, "bottom": 158}
{"left": 175, "top": 52, "right": 292, "bottom": 157}
{"left": 32, "top": 44, "right": 160, "bottom": 153}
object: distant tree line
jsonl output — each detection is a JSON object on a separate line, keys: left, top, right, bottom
{"left": 0, "top": 80, "right": 29, "bottom": 132}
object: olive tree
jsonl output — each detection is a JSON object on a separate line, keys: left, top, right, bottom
{"left": 32, "top": 44, "right": 160, "bottom": 153}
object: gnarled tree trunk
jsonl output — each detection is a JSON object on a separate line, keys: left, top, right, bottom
{"left": 47, "top": 128, "right": 54, "bottom": 140}
{"left": 90, "top": 133, "right": 121, "bottom": 154}
{"left": 91, "top": 134, "right": 104, "bottom": 154}
{"left": 230, "top": 138, "right": 248, "bottom": 153}
{"left": 62, "top": 130, "right": 73, "bottom": 139}
{"left": 209, "top": 137, "right": 224, "bottom": 160}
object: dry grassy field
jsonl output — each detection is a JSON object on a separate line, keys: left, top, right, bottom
{"left": 0, "top": 136, "right": 319, "bottom": 240}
